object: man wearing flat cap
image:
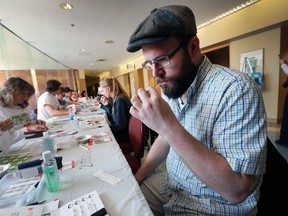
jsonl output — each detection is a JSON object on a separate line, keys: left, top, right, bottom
{"left": 128, "top": 5, "right": 267, "bottom": 215}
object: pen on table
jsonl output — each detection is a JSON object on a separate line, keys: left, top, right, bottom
{"left": 27, "top": 200, "right": 46, "bottom": 206}
{"left": 34, "top": 181, "right": 40, "bottom": 189}
{"left": 79, "top": 144, "right": 89, "bottom": 151}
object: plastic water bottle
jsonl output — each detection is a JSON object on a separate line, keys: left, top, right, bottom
{"left": 42, "top": 151, "right": 61, "bottom": 192}
{"left": 69, "top": 107, "right": 74, "bottom": 120}
{"left": 74, "top": 117, "right": 80, "bottom": 130}
{"left": 42, "top": 131, "right": 56, "bottom": 154}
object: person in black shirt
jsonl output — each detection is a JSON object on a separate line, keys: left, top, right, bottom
{"left": 99, "top": 78, "right": 131, "bottom": 143}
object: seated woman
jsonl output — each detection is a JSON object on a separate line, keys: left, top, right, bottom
{"left": 0, "top": 77, "right": 48, "bottom": 144}
{"left": 99, "top": 78, "right": 131, "bottom": 143}
{"left": 37, "top": 80, "right": 80, "bottom": 121}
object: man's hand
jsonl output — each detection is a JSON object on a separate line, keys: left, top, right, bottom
{"left": 130, "top": 87, "right": 177, "bottom": 135}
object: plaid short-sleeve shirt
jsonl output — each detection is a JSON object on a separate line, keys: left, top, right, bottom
{"left": 161, "top": 56, "right": 267, "bottom": 215}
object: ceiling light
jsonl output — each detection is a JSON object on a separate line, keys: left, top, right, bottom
{"left": 60, "top": 3, "right": 73, "bottom": 10}
{"left": 95, "top": 59, "right": 107, "bottom": 62}
{"left": 197, "top": 0, "right": 260, "bottom": 29}
{"left": 105, "top": 40, "right": 114, "bottom": 44}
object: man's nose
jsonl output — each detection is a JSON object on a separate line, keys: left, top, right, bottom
{"left": 152, "top": 64, "right": 163, "bottom": 78}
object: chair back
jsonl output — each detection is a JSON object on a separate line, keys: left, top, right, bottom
{"left": 128, "top": 116, "right": 148, "bottom": 160}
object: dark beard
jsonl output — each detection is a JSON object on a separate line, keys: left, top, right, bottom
{"left": 159, "top": 52, "right": 198, "bottom": 99}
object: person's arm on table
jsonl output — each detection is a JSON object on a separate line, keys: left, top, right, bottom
{"left": 44, "top": 104, "right": 80, "bottom": 117}
{"left": 44, "top": 104, "right": 69, "bottom": 116}
{"left": 135, "top": 136, "right": 169, "bottom": 184}
{"left": 23, "top": 119, "right": 48, "bottom": 131}
{"left": 130, "top": 87, "right": 254, "bottom": 204}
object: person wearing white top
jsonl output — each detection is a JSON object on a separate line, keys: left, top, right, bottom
{"left": 0, "top": 77, "right": 48, "bottom": 145}
{"left": 37, "top": 80, "right": 80, "bottom": 121}
{"left": 276, "top": 57, "right": 288, "bottom": 146}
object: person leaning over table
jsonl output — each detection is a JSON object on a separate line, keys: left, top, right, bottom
{"left": 127, "top": 5, "right": 267, "bottom": 216}
{"left": 63, "top": 86, "right": 82, "bottom": 106}
{"left": 99, "top": 77, "right": 132, "bottom": 143}
{"left": 37, "top": 80, "right": 80, "bottom": 121}
{"left": 55, "top": 87, "right": 68, "bottom": 110}
{"left": 0, "top": 77, "right": 48, "bottom": 143}
{"left": 96, "top": 86, "right": 113, "bottom": 112}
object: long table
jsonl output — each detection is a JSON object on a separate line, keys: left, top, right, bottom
{"left": 3, "top": 109, "right": 153, "bottom": 215}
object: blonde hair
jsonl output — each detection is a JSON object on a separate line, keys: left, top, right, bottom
{"left": 100, "top": 78, "right": 129, "bottom": 101}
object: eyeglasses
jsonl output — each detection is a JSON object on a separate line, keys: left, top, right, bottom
{"left": 142, "top": 45, "right": 182, "bottom": 71}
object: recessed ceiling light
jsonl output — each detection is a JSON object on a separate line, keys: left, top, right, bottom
{"left": 80, "top": 48, "right": 86, "bottom": 52}
{"left": 95, "top": 59, "right": 107, "bottom": 62}
{"left": 105, "top": 40, "right": 114, "bottom": 44}
{"left": 60, "top": 3, "right": 73, "bottom": 10}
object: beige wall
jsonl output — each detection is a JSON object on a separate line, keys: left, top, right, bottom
{"left": 198, "top": 0, "right": 288, "bottom": 48}
{"left": 230, "top": 27, "right": 281, "bottom": 121}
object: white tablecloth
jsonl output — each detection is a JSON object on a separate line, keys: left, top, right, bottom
{"left": 8, "top": 112, "right": 153, "bottom": 216}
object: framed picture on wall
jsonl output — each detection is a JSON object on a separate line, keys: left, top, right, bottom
{"left": 240, "top": 48, "right": 264, "bottom": 89}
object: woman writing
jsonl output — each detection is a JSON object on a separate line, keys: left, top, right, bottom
{"left": 99, "top": 78, "right": 131, "bottom": 142}
{"left": 0, "top": 77, "right": 48, "bottom": 144}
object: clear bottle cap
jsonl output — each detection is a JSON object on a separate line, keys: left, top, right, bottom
{"left": 42, "top": 151, "right": 52, "bottom": 161}
{"left": 43, "top": 131, "right": 49, "bottom": 138}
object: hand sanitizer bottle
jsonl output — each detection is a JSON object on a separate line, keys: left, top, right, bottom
{"left": 42, "top": 151, "right": 61, "bottom": 192}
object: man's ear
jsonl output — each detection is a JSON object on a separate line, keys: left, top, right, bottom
{"left": 188, "top": 36, "right": 199, "bottom": 54}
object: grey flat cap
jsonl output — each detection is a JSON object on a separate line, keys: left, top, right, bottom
{"left": 127, "top": 5, "right": 197, "bottom": 53}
